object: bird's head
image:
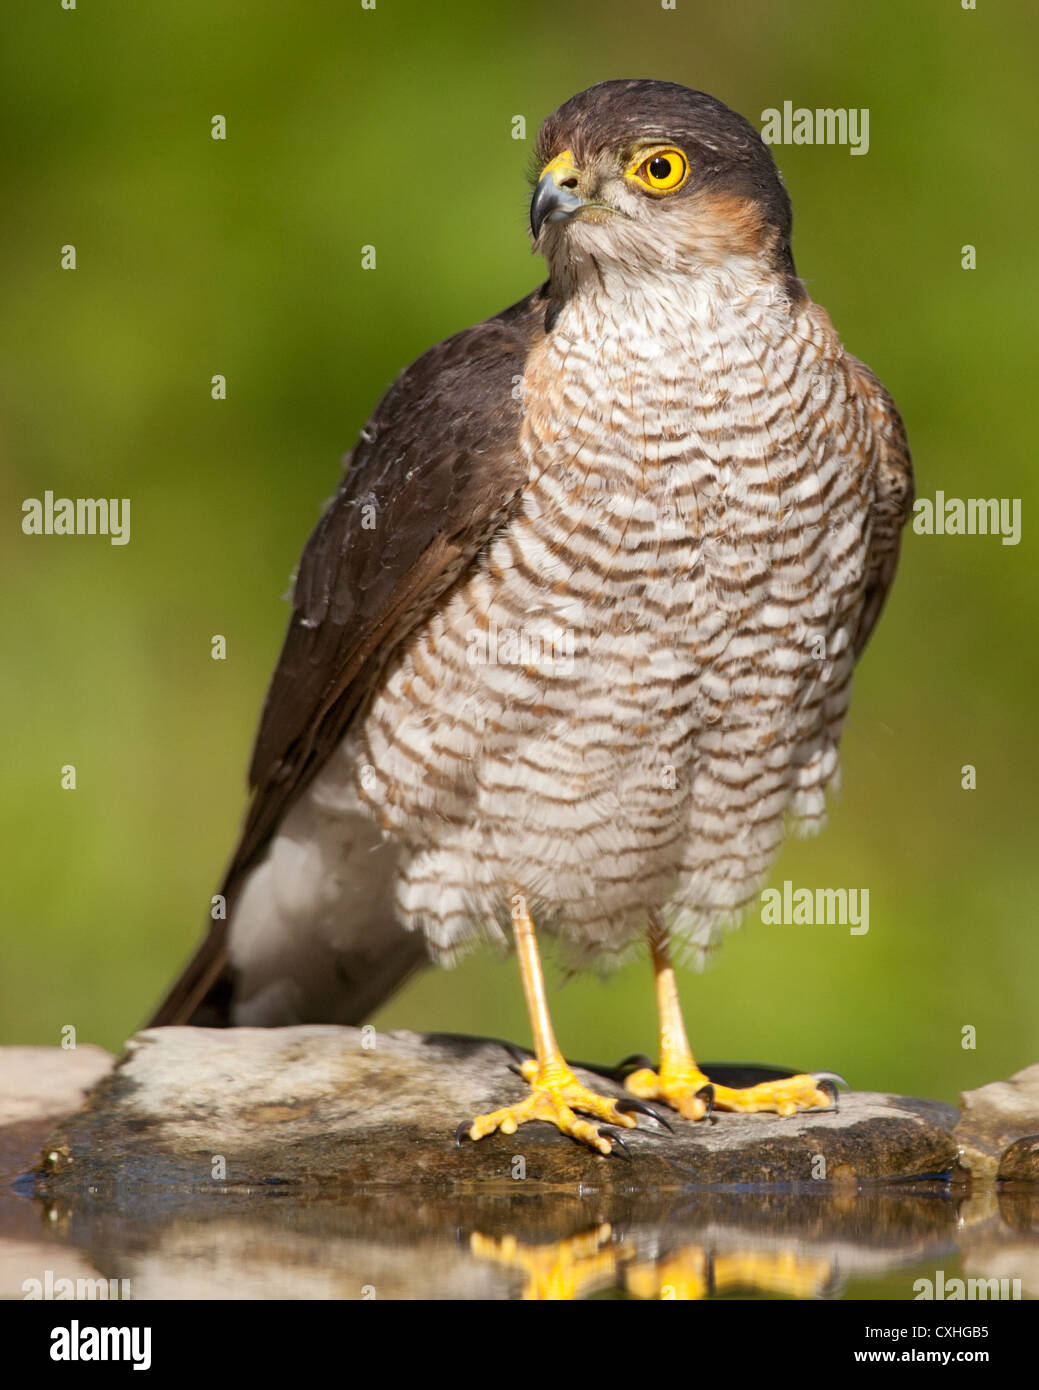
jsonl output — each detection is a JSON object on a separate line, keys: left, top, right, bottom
{"left": 529, "top": 79, "right": 796, "bottom": 293}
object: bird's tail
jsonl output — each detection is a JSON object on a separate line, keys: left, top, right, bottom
{"left": 148, "top": 769, "right": 433, "bottom": 1028}
{"left": 148, "top": 914, "right": 427, "bottom": 1028}
{"left": 148, "top": 920, "right": 233, "bottom": 1026}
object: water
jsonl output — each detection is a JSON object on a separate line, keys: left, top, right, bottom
{"left": 8, "top": 1179, "right": 1036, "bottom": 1301}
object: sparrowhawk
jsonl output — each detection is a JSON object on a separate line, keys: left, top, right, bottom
{"left": 152, "top": 79, "right": 913, "bottom": 1154}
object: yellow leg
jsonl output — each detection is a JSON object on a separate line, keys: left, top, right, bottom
{"left": 469, "top": 1224, "right": 624, "bottom": 1300}
{"left": 460, "top": 892, "right": 643, "bottom": 1155}
{"left": 625, "top": 914, "right": 838, "bottom": 1120}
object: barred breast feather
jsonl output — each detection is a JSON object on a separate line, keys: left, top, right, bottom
{"left": 322, "top": 261, "right": 903, "bottom": 976}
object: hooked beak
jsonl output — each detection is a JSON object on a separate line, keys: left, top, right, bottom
{"left": 530, "top": 149, "right": 586, "bottom": 240}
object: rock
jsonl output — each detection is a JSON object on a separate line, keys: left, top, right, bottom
{"left": 954, "top": 1064, "right": 1039, "bottom": 1181}
{"left": 10, "top": 1035, "right": 1039, "bottom": 1300}
{"left": 998, "top": 1135, "right": 1039, "bottom": 1183}
{"left": 0, "top": 1045, "right": 117, "bottom": 1305}
{"left": 31, "top": 1026, "right": 959, "bottom": 1193}
{"left": 0, "top": 1045, "right": 115, "bottom": 1130}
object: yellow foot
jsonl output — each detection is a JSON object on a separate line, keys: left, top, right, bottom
{"left": 626, "top": 1060, "right": 840, "bottom": 1121}
{"left": 459, "top": 1057, "right": 655, "bottom": 1156}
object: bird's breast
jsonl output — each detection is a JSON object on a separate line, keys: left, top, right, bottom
{"left": 342, "top": 284, "right": 874, "bottom": 956}
{"left": 512, "top": 286, "right": 853, "bottom": 627}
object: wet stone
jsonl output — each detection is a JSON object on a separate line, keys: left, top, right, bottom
{"left": 29, "top": 1026, "right": 960, "bottom": 1193}
{"left": 999, "top": 1135, "right": 1039, "bottom": 1183}
{"left": 954, "top": 1064, "right": 1039, "bottom": 1181}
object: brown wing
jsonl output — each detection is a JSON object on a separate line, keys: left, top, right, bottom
{"left": 149, "top": 285, "right": 549, "bottom": 1025}
{"left": 848, "top": 357, "right": 914, "bottom": 660}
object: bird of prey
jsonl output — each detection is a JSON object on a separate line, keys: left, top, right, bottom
{"left": 152, "top": 79, "right": 913, "bottom": 1154}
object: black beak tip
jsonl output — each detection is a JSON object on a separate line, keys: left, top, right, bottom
{"left": 530, "top": 172, "right": 584, "bottom": 241}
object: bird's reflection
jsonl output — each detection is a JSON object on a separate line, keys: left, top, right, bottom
{"left": 471, "top": 1224, "right": 624, "bottom": 1300}
{"left": 469, "top": 1223, "right": 837, "bottom": 1300}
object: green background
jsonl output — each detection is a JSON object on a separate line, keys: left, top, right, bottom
{"left": 3, "top": 0, "right": 1036, "bottom": 1104}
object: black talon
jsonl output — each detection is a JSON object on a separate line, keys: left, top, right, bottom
{"left": 695, "top": 1083, "right": 715, "bottom": 1120}
{"left": 600, "top": 1129, "right": 632, "bottom": 1159}
{"left": 813, "top": 1070, "right": 849, "bottom": 1090}
{"left": 503, "top": 1043, "right": 532, "bottom": 1067}
{"left": 616, "top": 1097, "right": 673, "bottom": 1132}
{"left": 815, "top": 1078, "right": 840, "bottom": 1111}
{"left": 455, "top": 1120, "right": 474, "bottom": 1146}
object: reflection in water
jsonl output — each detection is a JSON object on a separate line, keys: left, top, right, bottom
{"left": 5, "top": 1183, "right": 1036, "bottom": 1301}
{"left": 471, "top": 1224, "right": 622, "bottom": 1301}
{"left": 629, "top": 1249, "right": 837, "bottom": 1301}
{"left": 469, "top": 1224, "right": 837, "bottom": 1300}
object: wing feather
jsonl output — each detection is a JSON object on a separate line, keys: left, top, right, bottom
{"left": 149, "top": 285, "right": 549, "bottom": 1025}
{"left": 848, "top": 357, "right": 914, "bottom": 660}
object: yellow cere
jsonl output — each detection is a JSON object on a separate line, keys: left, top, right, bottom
{"left": 540, "top": 149, "right": 578, "bottom": 185}
{"left": 628, "top": 146, "right": 689, "bottom": 193}
{"left": 539, "top": 150, "right": 581, "bottom": 186}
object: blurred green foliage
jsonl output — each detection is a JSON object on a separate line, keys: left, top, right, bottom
{"left": 2, "top": 0, "right": 1036, "bottom": 1104}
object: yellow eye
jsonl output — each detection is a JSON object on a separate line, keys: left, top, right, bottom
{"left": 629, "top": 147, "right": 689, "bottom": 193}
